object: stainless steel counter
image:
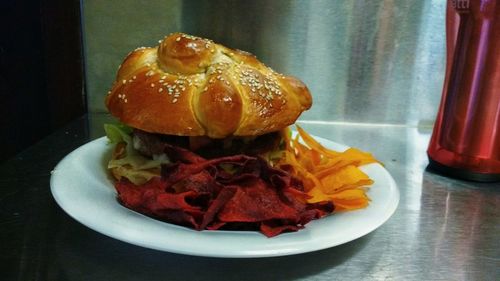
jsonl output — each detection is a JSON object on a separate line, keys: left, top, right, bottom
{"left": 1, "top": 114, "right": 498, "bottom": 281}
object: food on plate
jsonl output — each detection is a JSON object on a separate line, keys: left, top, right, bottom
{"left": 104, "top": 32, "right": 378, "bottom": 237}
{"left": 276, "top": 126, "right": 378, "bottom": 211}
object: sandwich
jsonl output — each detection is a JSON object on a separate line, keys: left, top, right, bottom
{"left": 104, "top": 33, "right": 371, "bottom": 237}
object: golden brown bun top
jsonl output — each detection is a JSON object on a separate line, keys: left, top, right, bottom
{"left": 105, "top": 32, "right": 312, "bottom": 138}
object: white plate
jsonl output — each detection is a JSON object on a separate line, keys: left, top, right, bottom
{"left": 50, "top": 136, "right": 399, "bottom": 258}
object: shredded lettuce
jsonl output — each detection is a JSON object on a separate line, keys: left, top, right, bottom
{"left": 104, "top": 123, "right": 170, "bottom": 184}
{"left": 104, "top": 123, "right": 132, "bottom": 144}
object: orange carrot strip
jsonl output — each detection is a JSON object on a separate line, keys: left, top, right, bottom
{"left": 327, "top": 189, "right": 369, "bottom": 200}
{"left": 296, "top": 125, "right": 341, "bottom": 158}
{"left": 331, "top": 198, "right": 370, "bottom": 211}
{"left": 310, "top": 149, "right": 322, "bottom": 166}
{"left": 282, "top": 150, "right": 324, "bottom": 192}
{"left": 277, "top": 126, "right": 378, "bottom": 212}
{"left": 306, "top": 185, "right": 334, "bottom": 203}
{"left": 315, "top": 159, "right": 361, "bottom": 179}
{"left": 319, "top": 165, "right": 371, "bottom": 193}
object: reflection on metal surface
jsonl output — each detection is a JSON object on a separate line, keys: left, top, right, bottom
{"left": 420, "top": 172, "right": 500, "bottom": 280}
{"left": 83, "top": 0, "right": 446, "bottom": 126}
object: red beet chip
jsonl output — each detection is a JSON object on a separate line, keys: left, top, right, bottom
{"left": 113, "top": 145, "right": 335, "bottom": 237}
{"left": 216, "top": 178, "right": 300, "bottom": 223}
{"left": 260, "top": 221, "right": 303, "bottom": 238}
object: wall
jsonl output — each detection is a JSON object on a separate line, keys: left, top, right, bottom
{"left": 82, "top": 0, "right": 446, "bottom": 127}
{"left": 0, "top": 0, "right": 84, "bottom": 161}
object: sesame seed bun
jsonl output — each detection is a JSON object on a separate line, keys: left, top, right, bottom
{"left": 105, "top": 33, "right": 312, "bottom": 138}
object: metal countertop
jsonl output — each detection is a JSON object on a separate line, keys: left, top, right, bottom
{"left": 0, "top": 114, "right": 498, "bottom": 281}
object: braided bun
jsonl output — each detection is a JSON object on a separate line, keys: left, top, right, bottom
{"left": 105, "top": 33, "right": 312, "bottom": 138}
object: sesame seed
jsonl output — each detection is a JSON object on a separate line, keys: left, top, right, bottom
{"left": 172, "top": 98, "right": 178, "bottom": 103}
{"left": 150, "top": 83, "right": 155, "bottom": 87}
{"left": 180, "top": 33, "right": 200, "bottom": 40}
{"left": 158, "top": 88, "right": 163, "bottom": 92}
{"left": 133, "top": 76, "right": 137, "bottom": 79}
{"left": 176, "top": 37, "right": 181, "bottom": 41}
{"left": 124, "top": 99, "right": 128, "bottom": 103}
{"left": 122, "top": 80, "right": 126, "bottom": 84}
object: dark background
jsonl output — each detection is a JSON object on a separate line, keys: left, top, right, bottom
{"left": 0, "top": 0, "right": 86, "bottom": 161}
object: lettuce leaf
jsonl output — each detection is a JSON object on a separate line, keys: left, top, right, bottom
{"left": 104, "top": 123, "right": 133, "bottom": 144}
{"left": 104, "top": 123, "right": 170, "bottom": 184}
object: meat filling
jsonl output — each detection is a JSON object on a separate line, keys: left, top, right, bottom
{"left": 132, "top": 129, "right": 283, "bottom": 159}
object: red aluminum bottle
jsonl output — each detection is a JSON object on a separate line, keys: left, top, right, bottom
{"left": 427, "top": 0, "right": 500, "bottom": 182}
